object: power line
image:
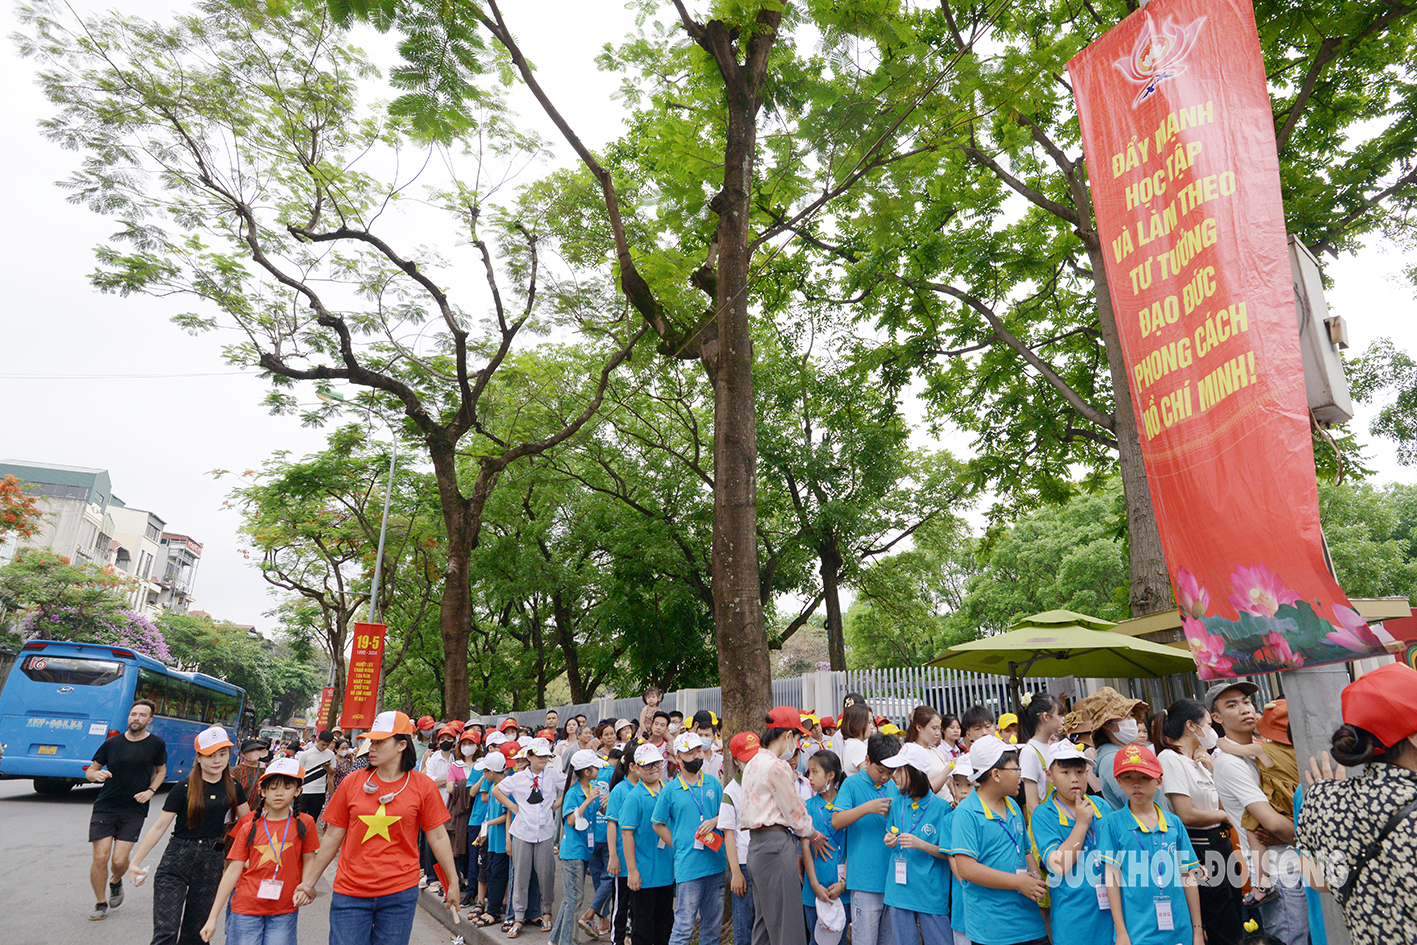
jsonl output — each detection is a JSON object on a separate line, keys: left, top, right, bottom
{"left": 0, "top": 370, "right": 258, "bottom": 380}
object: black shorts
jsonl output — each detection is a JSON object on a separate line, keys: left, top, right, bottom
{"left": 89, "top": 808, "right": 146, "bottom": 843}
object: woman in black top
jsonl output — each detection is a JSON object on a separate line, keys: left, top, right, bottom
{"left": 128, "top": 726, "right": 250, "bottom": 945}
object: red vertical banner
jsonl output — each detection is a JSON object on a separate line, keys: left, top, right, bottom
{"left": 317, "top": 686, "right": 336, "bottom": 730}
{"left": 1068, "top": 0, "right": 1383, "bottom": 678}
{"left": 339, "top": 622, "right": 386, "bottom": 729}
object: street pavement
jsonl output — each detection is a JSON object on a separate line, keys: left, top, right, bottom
{"left": 0, "top": 777, "right": 458, "bottom": 945}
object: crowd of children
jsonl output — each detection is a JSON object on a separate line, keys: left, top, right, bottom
{"left": 107, "top": 678, "right": 1319, "bottom": 945}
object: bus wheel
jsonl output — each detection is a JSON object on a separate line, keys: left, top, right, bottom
{"left": 34, "top": 778, "right": 75, "bottom": 795}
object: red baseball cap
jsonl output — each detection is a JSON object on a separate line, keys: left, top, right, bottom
{"left": 728, "top": 731, "right": 761, "bottom": 763}
{"left": 459, "top": 729, "right": 482, "bottom": 744}
{"left": 416, "top": 715, "right": 436, "bottom": 732}
{"left": 499, "top": 742, "right": 521, "bottom": 763}
{"left": 1343, "top": 663, "right": 1417, "bottom": 749}
{"left": 499, "top": 717, "right": 519, "bottom": 732}
{"left": 1113, "top": 743, "right": 1164, "bottom": 779}
{"left": 819, "top": 715, "right": 838, "bottom": 730}
{"left": 537, "top": 728, "right": 556, "bottom": 740}
{"left": 766, "top": 706, "right": 809, "bottom": 734}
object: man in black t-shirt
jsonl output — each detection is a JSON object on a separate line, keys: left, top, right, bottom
{"left": 84, "top": 699, "right": 167, "bottom": 921}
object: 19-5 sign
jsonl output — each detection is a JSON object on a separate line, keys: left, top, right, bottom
{"left": 339, "top": 622, "right": 386, "bottom": 729}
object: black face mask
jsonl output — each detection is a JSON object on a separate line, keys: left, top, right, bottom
{"left": 439, "top": 741, "right": 455, "bottom": 751}
{"left": 528, "top": 789, "right": 544, "bottom": 803}
{"left": 682, "top": 758, "right": 705, "bottom": 774}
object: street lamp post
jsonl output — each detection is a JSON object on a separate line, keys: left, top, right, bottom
{"left": 318, "top": 386, "right": 400, "bottom": 729}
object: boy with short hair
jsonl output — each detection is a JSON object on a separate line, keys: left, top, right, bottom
{"left": 1098, "top": 745, "right": 1203, "bottom": 945}
{"left": 652, "top": 733, "right": 726, "bottom": 945}
{"left": 831, "top": 733, "right": 903, "bottom": 945}
{"left": 949, "top": 735, "right": 1047, "bottom": 945}
{"left": 1029, "top": 741, "right": 1112, "bottom": 945}
{"left": 959, "top": 706, "right": 996, "bottom": 755}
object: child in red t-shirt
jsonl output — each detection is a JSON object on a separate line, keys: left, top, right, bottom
{"left": 200, "top": 758, "right": 319, "bottom": 943}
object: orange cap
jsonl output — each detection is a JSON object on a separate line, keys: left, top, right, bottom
{"left": 361, "top": 711, "right": 417, "bottom": 741}
{"left": 1256, "top": 699, "right": 1291, "bottom": 746}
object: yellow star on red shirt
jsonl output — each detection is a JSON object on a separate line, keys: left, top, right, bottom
{"left": 358, "top": 802, "right": 401, "bottom": 843}
{"left": 252, "top": 839, "right": 287, "bottom": 866}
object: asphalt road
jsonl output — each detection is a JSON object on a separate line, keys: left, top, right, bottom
{"left": 0, "top": 777, "right": 457, "bottom": 945}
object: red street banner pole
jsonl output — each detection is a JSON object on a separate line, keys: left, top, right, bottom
{"left": 1068, "top": 0, "right": 1384, "bottom": 678}
{"left": 339, "top": 622, "right": 386, "bottom": 729}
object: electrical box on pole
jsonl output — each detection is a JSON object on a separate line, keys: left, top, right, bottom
{"left": 1290, "top": 236, "right": 1355, "bottom": 425}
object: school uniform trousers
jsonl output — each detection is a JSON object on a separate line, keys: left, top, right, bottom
{"left": 151, "top": 836, "right": 226, "bottom": 945}
{"left": 629, "top": 882, "right": 674, "bottom": 945}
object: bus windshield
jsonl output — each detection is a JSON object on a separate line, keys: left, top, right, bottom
{"left": 20, "top": 654, "right": 126, "bottom": 687}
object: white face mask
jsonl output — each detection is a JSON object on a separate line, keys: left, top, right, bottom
{"left": 1114, "top": 718, "right": 1140, "bottom": 744}
{"left": 1197, "top": 725, "right": 1218, "bottom": 751}
{"left": 461, "top": 745, "right": 476, "bottom": 757}
{"left": 667, "top": 722, "right": 681, "bottom": 735}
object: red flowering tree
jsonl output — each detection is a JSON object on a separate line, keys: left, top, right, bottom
{"left": 0, "top": 475, "right": 45, "bottom": 540}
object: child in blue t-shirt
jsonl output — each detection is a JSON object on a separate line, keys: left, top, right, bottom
{"left": 477, "top": 754, "right": 512, "bottom": 928}
{"left": 1098, "top": 744, "right": 1201, "bottom": 945}
{"left": 550, "top": 750, "right": 603, "bottom": 945}
{"left": 880, "top": 743, "right": 955, "bottom": 945}
{"left": 948, "top": 736, "right": 1047, "bottom": 945}
{"left": 831, "top": 733, "right": 902, "bottom": 945}
{"left": 802, "top": 750, "right": 849, "bottom": 945}
{"left": 1029, "top": 741, "right": 1113, "bottom": 945}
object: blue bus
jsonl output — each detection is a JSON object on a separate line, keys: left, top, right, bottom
{"left": 0, "top": 639, "right": 245, "bottom": 794}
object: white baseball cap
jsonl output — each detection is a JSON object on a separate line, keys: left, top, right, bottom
{"left": 194, "top": 726, "right": 233, "bottom": 756}
{"left": 882, "top": 742, "right": 935, "bottom": 770}
{"left": 615, "top": 719, "right": 633, "bottom": 732}
{"left": 968, "top": 735, "right": 1019, "bottom": 781}
{"left": 634, "top": 743, "right": 665, "bottom": 766}
{"left": 528, "top": 738, "right": 554, "bottom": 758}
{"left": 259, "top": 757, "right": 305, "bottom": 784}
{"left": 481, "top": 752, "right": 507, "bottom": 773}
{"left": 672, "top": 731, "right": 704, "bottom": 754}
{"left": 948, "top": 757, "right": 974, "bottom": 780}
{"left": 486, "top": 731, "right": 508, "bottom": 747}
{"left": 571, "top": 749, "right": 603, "bottom": 771}
{"left": 814, "top": 896, "right": 847, "bottom": 945}
{"left": 1046, "top": 739, "right": 1090, "bottom": 767}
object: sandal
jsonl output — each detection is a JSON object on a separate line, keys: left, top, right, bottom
{"left": 476, "top": 912, "right": 499, "bottom": 927}
{"left": 540, "top": 914, "right": 554, "bottom": 932}
{"left": 507, "top": 922, "right": 524, "bottom": 939}
{"left": 502, "top": 919, "right": 515, "bottom": 933}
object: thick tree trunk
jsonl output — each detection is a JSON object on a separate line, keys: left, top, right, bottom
{"left": 819, "top": 536, "right": 847, "bottom": 670}
{"left": 430, "top": 443, "right": 474, "bottom": 720}
{"left": 706, "top": 75, "right": 773, "bottom": 742}
{"left": 1086, "top": 246, "right": 1174, "bottom": 617}
{"left": 552, "top": 590, "right": 588, "bottom": 704}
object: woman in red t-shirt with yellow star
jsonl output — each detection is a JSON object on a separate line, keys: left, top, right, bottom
{"left": 296, "top": 711, "right": 460, "bottom": 945}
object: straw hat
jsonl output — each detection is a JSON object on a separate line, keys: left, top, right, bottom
{"left": 1063, "top": 687, "right": 1147, "bottom": 735}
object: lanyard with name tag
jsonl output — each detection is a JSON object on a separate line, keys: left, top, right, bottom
{"left": 256, "top": 815, "right": 292, "bottom": 899}
{"left": 1155, "top": 896, "right": 1174, "bottom": 931}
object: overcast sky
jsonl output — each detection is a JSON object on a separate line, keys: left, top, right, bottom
{"left": 3, "top": 1, "right": 1414, "bottom": 630}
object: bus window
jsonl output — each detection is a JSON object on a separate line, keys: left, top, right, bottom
{"left": 160, "top": 676, "right": 189, "bottom": 719}
{"left": 212, "top": 691, "right": 240, "bottom": 727}
{"left": 21, "top": 655, "right": 125, "bottom": 687}
{"left": 136, "top": 667, "right": 165, "bottom": 706}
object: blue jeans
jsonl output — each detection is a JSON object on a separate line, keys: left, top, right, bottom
{"left": 850, "top": 891, "right": 890, "bottom": 945}
{"left": 550, "top": 859, "right": 587, "bottom": 945}
{"left": 731, "top": 864, "right": 754, "bottom": 945}
{"left": 328, "top": 886, "right": 419, "bottom": 945}
{"left": 669, "top": 873, "right": 725, "bottom": 945}
{"left": 887, "top": 905, "right": 951, "bottom": 945}
{"left": 589, "top": 842, "right": 614, "bottom": 917}
{"left": 226, "top": 909, "right": 298, "bottom": 945}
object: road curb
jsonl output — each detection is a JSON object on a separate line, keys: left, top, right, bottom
{"left": 417, "top": 888, "right": 556, "bottom": 945}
